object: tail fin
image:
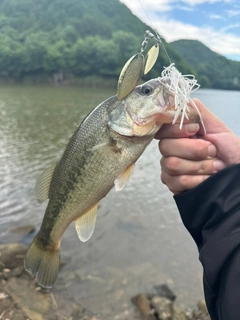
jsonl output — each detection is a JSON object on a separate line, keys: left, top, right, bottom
{"left": 24, "top": 237, "right": 60, "bottom": 288}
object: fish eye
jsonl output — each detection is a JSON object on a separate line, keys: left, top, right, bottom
{"left": 140, "top": 85, "right": 153, "bottom": 96}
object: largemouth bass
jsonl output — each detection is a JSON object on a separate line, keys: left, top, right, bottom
{"left": 24, "top": 78, "right": 199, "bottom": 288}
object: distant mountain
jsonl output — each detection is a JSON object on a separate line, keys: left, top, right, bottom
{"left": 170, "top": 40, "right": 240, "bottom": 90}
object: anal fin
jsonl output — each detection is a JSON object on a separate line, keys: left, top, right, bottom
{"left": 75, "top": 204, "right": 98, "bottom": 242}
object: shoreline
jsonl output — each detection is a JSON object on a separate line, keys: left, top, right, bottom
{"left": 0, "top": 226, "right": 210, "bottom": 320}
{"left": 0, "top": 75, "right": 118, "bottom": 89}
{"left": 0, "top": 75, "right": 239, "bottom": 91}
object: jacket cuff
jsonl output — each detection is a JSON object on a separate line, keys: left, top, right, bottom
{"left": 173, "top": 164, "right": 240, "bottom": 250}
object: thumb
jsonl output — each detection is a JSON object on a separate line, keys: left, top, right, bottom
{"left": 192, "top": 98, "right": 240, "bottom": 166}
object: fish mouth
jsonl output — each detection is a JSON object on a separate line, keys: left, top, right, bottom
{"left": 154, "top": 82, "right": 200, "bottom": 125}
{"left": 156, "top": 82, "right": 175, "bottom": 111}
{"left": 125, "top": 81, "right": 200, "bottom": 136}
{"left": 125, "top": 107, "right": 160, "bottom": 137}
{"left": 125, "top": 84, "right": 174, "bottom": 127}
{"left": 126, "top": 107, "right": 153, "bottom": 126}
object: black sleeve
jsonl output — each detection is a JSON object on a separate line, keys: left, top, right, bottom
{"left": 174, "top": 164, "right": 240, "bottom": 320}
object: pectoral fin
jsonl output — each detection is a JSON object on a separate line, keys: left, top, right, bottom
{"left": 75, "top": 204, "right": 98, "bottom": 242}
{"left": 114, "top": 163, "right": 135, "bottom": 191}
{"left": 35, "top": 162, "right": 57, "bottom": 204}
{"left": 89, "top": 141, "right": 120, "bottom": 153}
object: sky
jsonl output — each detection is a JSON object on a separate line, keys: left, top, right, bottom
{"left": 120, "top": 0, "right": 240, "bottom": 61}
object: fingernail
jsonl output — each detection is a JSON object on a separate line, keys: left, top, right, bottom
{"left": 213, "top": 159, "right": 226, "bottom": 172}
{"left": 185, "top": 123, "right": 200, "bottom": 133}
{"left": 208, "top": 144, "right": 217, "bottom": 158}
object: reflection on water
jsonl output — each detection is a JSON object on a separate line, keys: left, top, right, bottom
{"left": 0, "top": 85, "right": 114, "bottom": 228}
{"left": 0, "top": 85, "right": 239, "bottom": 318}
{"left": 193, "top": 89, "right": 240, "bottom": 136}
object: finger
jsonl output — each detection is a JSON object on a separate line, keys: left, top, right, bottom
{"left": 189, "top": 99, "right": 240, "bottom": 166}
{"left": 160, "top": 156, "right": 225, "bottom": 176}
{"left": 159, "top": 138, "right": 217, "bottom": 160}
{"left": 155, "top": 123, "right": 200, "bottom": 140}
{"left": 161, "top": 171, "right": 211, "bottom": 195}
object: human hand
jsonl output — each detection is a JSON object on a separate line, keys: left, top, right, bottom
{"left": 155, "top": 98, "right": 240, "bottom": 194}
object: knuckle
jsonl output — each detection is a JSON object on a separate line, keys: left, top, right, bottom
{"left": 169, "top": 187, "right": 177, "bottom": 194}
{"left": 159, "top": 139, "right": 175, "bottom": 156}
{"left": 171, "top": 124, "right": 182, "bottom": 135}
{"left": 165, "top": 157, "right": 180, "bottom": 172}
{"left": 159, "top": 139, "right": 168, "bottom": 155}
{"left": 179, "top": 175, "right": 191, "bottom": 188}
{"left": 161, "top": 172, "right": 176, "bottom": 194}
{"left": 160, "top": 156, "right": 164, "bottom": 167}
{"left": 160, "top": 171, "right": 167, "bottom": 185}
{"left": 191, "top": 140, "right": 208, "bottom": 158}
{"left": 201, "top": 175, "right": 210, "bottom": 183}
{"left": 200, "top": 160, "right": 213, "bottom": 174}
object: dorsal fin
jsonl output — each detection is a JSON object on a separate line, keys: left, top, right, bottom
{"left": 75, "top": 204, "right": 98, "bottom": 242}
{"left": 35, "top": 162, "right": 57, "bottom": 204}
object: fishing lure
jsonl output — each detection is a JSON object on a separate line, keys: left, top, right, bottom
{"left": 117, "top": 30, "right": 161, "bottom": 100}
{"left": 158, "top": 63, "right": 205, "bottom": 131}
{"left": 117, "top": 29, "right": 205, "bottom": 131}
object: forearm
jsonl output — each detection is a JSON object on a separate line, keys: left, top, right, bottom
{"left": 174, "top": 164, "right": 240, "bottom": 320}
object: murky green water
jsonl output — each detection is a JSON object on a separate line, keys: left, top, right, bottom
{"left": 0, "top": 85, "right": 240, "bottom": 319}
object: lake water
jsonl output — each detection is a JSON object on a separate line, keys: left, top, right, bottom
{"left": 0, "top": 85, "right": 240, "bottom": 319}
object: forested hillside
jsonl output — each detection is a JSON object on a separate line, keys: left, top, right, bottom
{"left": 171, "top": 40, "right": 240, "bottom": 90}
{"left": 0, "top": 0, "right": 239, "bottom": 89}
{"left": 0, "top": 0, "right": 195, "bottom": 83}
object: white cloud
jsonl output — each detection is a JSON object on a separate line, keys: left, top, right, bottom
{"left": 120, "top": 0, "right": 232, "bottom": 13}
{"left": 120, "top": 0, "right": 172, "bottom": 13}
{"left": 175, "top": 5, "right": 194, "bottom": 11}
{"left": 226, "top": 9, "right": 240, "bottom": 17}
{"left": 221, "top": 23, "right": 240, "bottom": 32}
{"left": 209, "top": 14, "right": 225, "bottom": 20}
{"left": 180, "top": 0, "right": 231, "bottom": 5}
{"left": 120, "top": 0, "right": 240, "bottom": 60}
{"left": 153, "top": 18, "right": 240, "bottom": 56}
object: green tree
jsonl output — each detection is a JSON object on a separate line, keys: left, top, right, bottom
{"left": 0, "top": 35, "right": 25, "bottom": 77}
{"left": 44, "top": 40, "right": 69, "bottom": 73}
{"left": 71, "top": 36, "right": 119, "bottom": 77}
{"left": 23, "top": 32, "right": 50, "bottom": 73}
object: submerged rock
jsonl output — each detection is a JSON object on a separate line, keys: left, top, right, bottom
{"left": 132, "top": 293, "right": 156, "bottom": 320}
{"left": 151, "top": 296, "right": 173, "bottom": 319}
{"left": 0, "top": 225, "right": 35, "bottom": 244}
{"left": 0, "top": 242, "right": 97, "bottom": 320}
{"left": 154, "top": 284, "right": 176, "bottom": 301}
{"left": 131, "top": 285, "right": 211, "bottom": 320}
{"left": 0, "top": 243, "right": 27, "bottom": 271}
{"left": 0, "top": 241, "right": 210, "bottom": 320}
{"left": 192, "top": 300, "right": 210, "bottom": 320}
